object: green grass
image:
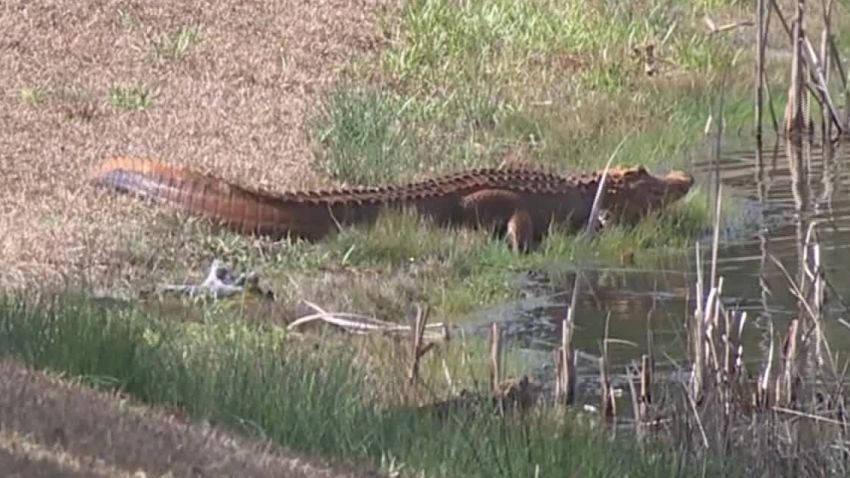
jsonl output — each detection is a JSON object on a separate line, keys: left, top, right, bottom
{"left": 312, "top": 87, "right": 419, "bottom": 185}
{"left": 312, "top": 0, "right": 757, "bottom": 189}
{"left": 311, "top": 71, "right": 753, "bottom": 186}
{"left": 380, "top": 0, "right": 724, "bottom": 86}
{"left": 0, "top": 295, "right": 740, "bottom": 477}
{"left": 19, "top": 87, "right": 48, "bottom": 106}
{"left": 109, "top": 83, "right": 154, "bottom": 111}
{"left": 151, "top": 26, "right": 201, "bottom": 62}
{"left": 177, "top": 190, "right": 708, "bottom": 321}
{"left": 297, "top": 0, "right": 766, "bottom": 319}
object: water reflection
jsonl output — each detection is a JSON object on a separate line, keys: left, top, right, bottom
{"left": 468, "top": 137, "right": 850, "bottom": 394}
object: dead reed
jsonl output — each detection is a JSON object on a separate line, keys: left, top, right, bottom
{"left": 754, "top": 0, "right": 848, "bottom": 140}
{"left": 529, "top": 125, "right": 849, "bottom": 476}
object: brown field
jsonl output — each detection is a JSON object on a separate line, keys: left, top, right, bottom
{"left": 1, "top": 2, "right": 395, "bottom": 475}
{"left": 1, "top": 0, "right": 393, "bottom": 292}
{"left": 0, "top": 359, "right": 383, "bottom": 477}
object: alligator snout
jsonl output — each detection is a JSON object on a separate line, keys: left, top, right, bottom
{"left": 663, "top": 170, "right": 695, "bottom": 197}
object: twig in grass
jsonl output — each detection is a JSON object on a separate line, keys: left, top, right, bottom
{"left": 600, "top": 313, "right": 615, "bottom": 425}
{"left": 771, "top": 0, "right": 844, "bottom": 136}
{"left": 289, "top": 300, "right": 447, "bottom": 342}
{"left": 709, "top": 155, "right": 723, "bottom": 292}
{"left": 408, "top": 304, "right": 430, "bottom": 385}
{"left": 681, "top": 380, "right": 710, "bottom": 449}
{"left": 758, "top": 321, "right": 776, "bottom": 409}
{"left": 777, "top": 318, "right": 801, "bottom": 406}
{"left": 582, "top": 133, "right": 632, "bottom": 239}
{"left": 641, "top": 354, "right": 653, "bottom": 413}
{"left": 555, "top": 315, "right": 576, "bottom": 405}
{"left": 756, "top": 3, "right": 765, "bottom": 138}
{"left": 769, "top": 255, "right": 823, "bottom": 346}
{"left": 802, "top": 33, "right": 845, "bottom": 135}
{"left": 626, "top": 363, "right": 643, "bottom": 441}
{"left": 692, "top": 241, "right": 706, "bottom": 399}
{"left": 763, "top": 64, "right": 781, "bottom": 135}
{"left": 442, "top": 359, "right": 457, "bottom": 395}
{"left": 704, "top": 16, "right": 755, "bottom": 35}
{"left": 774, "top": 406, "right": 849, "bottom": 426}
{"left": 490, "top": 322, "right": 504, "bottom": 414}
{"left": 156, "top": 259, "right": 273, "bottom": 299}
{"left": 826, "top": 35, "right": 850, "bottom": 129}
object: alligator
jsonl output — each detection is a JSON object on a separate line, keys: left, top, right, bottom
{"left": 90, "top": 157, "right": 694, "bottom": 251}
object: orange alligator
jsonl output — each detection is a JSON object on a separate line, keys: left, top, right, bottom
{"left": 90, "top": 157, "right": 694, "bottom": 251}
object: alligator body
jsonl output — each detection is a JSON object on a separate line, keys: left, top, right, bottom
{"left": 90, "top": 157, "right": 694, "bottom": 251}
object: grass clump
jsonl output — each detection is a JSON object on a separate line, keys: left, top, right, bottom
{"left": 19, "top": 87, "right": 48, "bottom": 106}
{"left": 151, "top": 26, "right": 201, "bottom": 62}
{"left": 312, "top": 87, "right": 417, "bottom": 185}
{"left": 0, "top": 294, "right": 735, "bottom": 477}
{"left": 311, "top": 82, "right": 510, "bottom": 184}
{"left": 109, "top": 83, "right": 154, "bottom": 111}
{"left": 116, "top": 8, "right": 138, "bottom": 30}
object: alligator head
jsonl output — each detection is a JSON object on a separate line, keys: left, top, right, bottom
{"left": 600, "top": 165, "right": 694, "bottom": 224}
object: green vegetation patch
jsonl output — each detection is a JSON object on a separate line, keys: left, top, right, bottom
{"left": 151, "top": 25, "right": 202, "bottom": 62}
{"left": 19, "top": 87, "right": 48, "bottom": 106}
{"left": 312, "top": 0, "right": 750, "bottom": 183}
{"left": 0, "top": 295, "right": 738, "bottom": 477}
{"left": 173, "top": 191, "right": 707, "bottom": 322}
{"left": 299, "top": 0, "right": 762, "bottom": 317}
{"left": 109, "top": 83, "right": 155, "bottom": 111}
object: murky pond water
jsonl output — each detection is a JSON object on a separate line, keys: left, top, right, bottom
{"left": 466, "top": 137, "right": 850, "bottom": 403}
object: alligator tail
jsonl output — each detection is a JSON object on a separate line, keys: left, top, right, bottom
{"left": 90, "top": 157, "right": 318, "bottom": 238}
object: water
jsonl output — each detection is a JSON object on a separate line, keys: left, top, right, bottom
{"left": 468, "top": 137, "right": 850, "bottom": 401}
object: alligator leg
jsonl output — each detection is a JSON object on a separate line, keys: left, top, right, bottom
{"left": 459, "top": 189, "right": 533, "bottom": 252}
{"left": 505, "top": 209, "right": 533, "bottom": 252}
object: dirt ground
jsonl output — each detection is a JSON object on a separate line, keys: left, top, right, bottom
{"left": 0, "top": 359, "right": 384, "bottom": 478}
{"left": 0, "top": 0, "right": 394, "bottom": 291}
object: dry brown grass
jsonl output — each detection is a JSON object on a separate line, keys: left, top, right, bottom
{"left": 0, "top": 443, "right": 96, "bottom": 478}
{"left": 0, "top": 359, "right": 384, "bottom": 478}
{"left": 0, "top": 0, "right": 394, "bottom": 291}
